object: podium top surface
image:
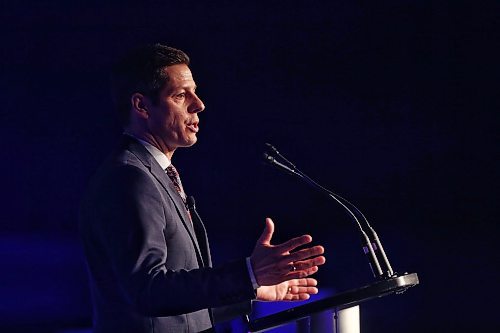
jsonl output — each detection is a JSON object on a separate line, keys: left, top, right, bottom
{"left": 249, "top": 272, "right": 419, "bottom": 332}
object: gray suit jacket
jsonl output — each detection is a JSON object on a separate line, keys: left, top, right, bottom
{"left": 80, "top": 136, "right": 254, "bottom": 333}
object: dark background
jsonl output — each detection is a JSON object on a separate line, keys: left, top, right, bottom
{"left": 1, "top": 1, "right": 498, "bottom": 332}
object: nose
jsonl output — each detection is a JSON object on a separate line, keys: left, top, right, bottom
{"left": 189, "top": 93, "right": 205, "bottom": 113}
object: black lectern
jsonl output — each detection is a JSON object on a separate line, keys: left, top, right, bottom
{"left": 248, "top": 272, "right": 419, "bottom": 332}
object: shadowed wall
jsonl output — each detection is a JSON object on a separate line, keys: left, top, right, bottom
{"left": 1, "top": 1, "right": 497, "bottom": 332}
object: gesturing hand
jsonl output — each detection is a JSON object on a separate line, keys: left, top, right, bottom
{"left": 250, "top": 218, "right": 326, "bottom": 287}
{"left": 257, "top": 278, "right": 319, "bottom": 301}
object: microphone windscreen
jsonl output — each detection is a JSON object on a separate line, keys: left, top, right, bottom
{"left": 186, "top": 196, "right": 196, "bottom": 209}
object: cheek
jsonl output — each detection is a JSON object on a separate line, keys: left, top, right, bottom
{"left": 159, "top": 111, "right": 177, "bottom": 129}
{"left": 172, "top": 116, "right": 185, "bottom": 132}
{"left": 150, "top": 105, "right": 188, "bottom": 137}
{"left": 161, "top": 115, "right": 187, "bottom": 140}
{"left": 150, "top": 113, "right": 176, "bottom": 136}
{"left": 171, "top": 112, "right": 188, "bottom": 130}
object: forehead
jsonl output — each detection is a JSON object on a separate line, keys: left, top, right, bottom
{"left": 163, "top": 64, "right": 194, "bottom": 84}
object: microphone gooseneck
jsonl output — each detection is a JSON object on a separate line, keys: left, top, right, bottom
{"left": 263, "top": 143, "right": 394, "bottom": 279}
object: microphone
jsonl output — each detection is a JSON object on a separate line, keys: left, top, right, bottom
{"left": 263, "top": 152, "right": 297, "bottom": 176}
{"left": 187, "top": 196, "right": 202, "bottom": 222}
{"left": 263, "top": 143, "right": 395, "bottom": 279}
{"left": 265, "top": 143, "right": 297, "bottom": 169}
{"left": 187, "top": 196, "right": 206, "bottom": 227}
{"left": 186, "top": 195, "right": 196, "bottom": 211}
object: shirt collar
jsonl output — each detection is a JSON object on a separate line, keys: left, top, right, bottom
{"left": 125, "top": 133, "right": 171, "bottom": 169}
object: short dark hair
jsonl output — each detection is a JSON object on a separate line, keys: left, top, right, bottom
{"left": 111, "top": 44, "right": 190, "bottom": 126}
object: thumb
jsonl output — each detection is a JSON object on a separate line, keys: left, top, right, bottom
{"left": 257, "top": 218, "right": 274, "bottom": 245}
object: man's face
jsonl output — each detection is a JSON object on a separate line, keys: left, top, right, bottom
{"left": 145, "top": 64, "right": 205, "bottom": 153}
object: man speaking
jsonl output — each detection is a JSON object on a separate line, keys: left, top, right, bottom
{"left": 79, "top": 44, "right": 326, "bottom": 333}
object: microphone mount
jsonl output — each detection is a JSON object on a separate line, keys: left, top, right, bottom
{"left": 264, "top": 143, "right": 395, "bottom": 279}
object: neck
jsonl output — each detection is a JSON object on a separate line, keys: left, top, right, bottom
{"left": 125, "top": 128, "right": 175, "bottom": 160}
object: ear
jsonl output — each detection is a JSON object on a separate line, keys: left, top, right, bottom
{"left": 130, "top": 93, "right": 149, "bottom": 119}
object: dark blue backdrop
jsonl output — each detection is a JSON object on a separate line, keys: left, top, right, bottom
{"left": 1, "top": 1, "right": 498, "bottom": 332}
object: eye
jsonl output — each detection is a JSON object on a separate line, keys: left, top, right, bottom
{"left": 175, "top": 92, "right": 186, "bottom": 99}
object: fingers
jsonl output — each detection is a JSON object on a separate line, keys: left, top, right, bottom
{"left": 292, "top": 256, "right": 326, "bottom": 271}
{"left": 289, "top": 286, "right": 318, "bottom": 295}
{"left": 290, "top": 277, "right": 318, "bottom": 287}
{"left": 285, "top": 265, "right": 319, "bottom": 280}
{"left": 287, "top": 246, "right": 325, "bottom": 263}
{"left": 285, "top": 278, "right": 320, "bottom": 301}
{"left": 290, "top": 278, "right": 317, "bottom": 290}
{"left": 277, "top": 234, "right": 313, "bottom": 252}
{"left": 286, "top": 293, "right": 314, "bottom": 301}
{"left": 280, "top": 250, "right": 325, "bottom": 280}
{"left": 257, "top": 218, "right": 274, "bottom": 245}
{"left": 251, "top": 218, "right": 326, "bottom": 287}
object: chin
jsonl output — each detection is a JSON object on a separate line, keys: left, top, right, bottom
{"left": 183, "top": 137, "right": 197, "bottom": 147}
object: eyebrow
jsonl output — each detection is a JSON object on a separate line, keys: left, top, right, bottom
{"left": 179, "top": 84, "right": 197, "bottom": 91}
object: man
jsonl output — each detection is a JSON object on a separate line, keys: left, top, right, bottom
{"left": 79, "top": 44, "right": 326, "bottom": 333}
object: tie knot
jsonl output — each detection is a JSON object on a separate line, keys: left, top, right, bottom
{"left": 166, "top": 164, "right": 179, "bottom": 178}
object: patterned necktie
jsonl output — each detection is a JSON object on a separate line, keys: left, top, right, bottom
{"left": 165, "top": 164, "right": 187, "bottom": 203}
{"left": 165, "top": 164, "right": 192, "bottom": 222}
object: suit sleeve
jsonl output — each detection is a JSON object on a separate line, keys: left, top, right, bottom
{"left": 212, "top": 300, "right": 253, "bottom": 324}
{"left": 81, "top": 164, "right": 256, "bottom": 317}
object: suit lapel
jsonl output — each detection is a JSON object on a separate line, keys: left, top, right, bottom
{"left": 123, "top": 136, "right": 205, "bottom": 267}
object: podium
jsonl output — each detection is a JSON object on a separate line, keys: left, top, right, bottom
{"left": 260, "top": 145, "right": 420, "bottom": 332}
{"left": 248, "top": 272, "right": 419, "bottom": 332}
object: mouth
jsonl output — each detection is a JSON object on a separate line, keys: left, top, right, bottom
{"left": 186, "top": 122, "right": 199, "bottom": 133}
